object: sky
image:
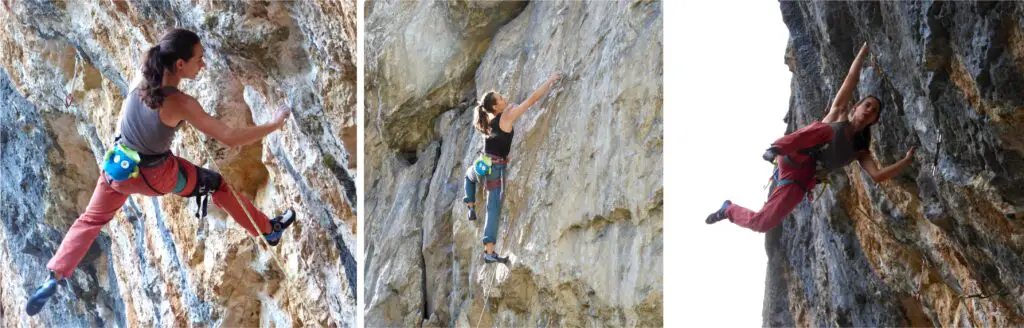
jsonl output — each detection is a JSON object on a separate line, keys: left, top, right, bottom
{"left": 667, "top": 1, "right": 792, "bottom": 326}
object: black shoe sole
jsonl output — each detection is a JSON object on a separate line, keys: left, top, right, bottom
{"left": 706, "top": 201, "right": 732, "bottom": 224}
{"left": 482, "top": 253, "right": 508, "bottom": 264}
{"left": 271, "top": 209, "right": 297, "bottom": 232}
{"left": 763, "top": 148, "right": 778, "bottom": 163}
{"left": 25, "top": 280, "right": 58, "bottom": 316}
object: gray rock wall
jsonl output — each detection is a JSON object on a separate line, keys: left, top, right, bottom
{"left": 766, "top": 1, "right": 1024, "bottom": 326}
{"left": 364, "top": 1, "right": 663, "bottom": 327}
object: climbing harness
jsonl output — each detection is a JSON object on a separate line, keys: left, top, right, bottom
{"left": 479, "top": 154, "right": 507, "bottom": 191}
{"left": 764, "top": 158, "right": 826, "bottom": 203}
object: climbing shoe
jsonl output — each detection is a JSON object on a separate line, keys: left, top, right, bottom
{"left": 482, "top": 251, "right": 507, "bottom": 264}
{"left": 762, "top": 147, "right": 779, "bottom": 163}
{"left": 264, "top": 209, "right": 297, "bottom": 247}
{"left": 26, "top": 272, "right": 61, "bottom": 316}
{"left": 467, "top": 207, "right": 477, "bottom": 221}
{"left": 705, "top": 200, "right": 732, "bottom": 225}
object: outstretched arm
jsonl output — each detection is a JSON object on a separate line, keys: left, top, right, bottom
{"left": 172, "top": 93, "right": 291, "bottom": 147}
{"left": 500, "top": 72, "right": 563, "bottom": 130}
{"left": 856, "top": 147, "right": 914, "bottom": 183}
{"left": 823, "top": 43, "right": 870, "bottom": 123}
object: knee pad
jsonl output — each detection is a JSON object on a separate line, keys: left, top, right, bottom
{"left": 190, "top": 166, "right": 222, "bottom": 219}
{"left": 190, "top": 166, "right": 222, "bottom": 197}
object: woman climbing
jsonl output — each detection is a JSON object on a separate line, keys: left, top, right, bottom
{"left": 462, "top": 72, "right": 563, "bottom": 264}
{"left": 26, "top": 29, "right": 297, "bottom": 315}
{"left": 705, "top": 42, "right": 915, "bottom": 232}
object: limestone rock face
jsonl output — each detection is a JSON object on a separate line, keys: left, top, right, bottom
{"left": 364, "top": 1, "right": 663, "bottom": 327}
{"left": 0, "top": 1, "right": 356, "bottom": 327}
{"left": 766, "top": 1, "right": 1024, "bottom": 327}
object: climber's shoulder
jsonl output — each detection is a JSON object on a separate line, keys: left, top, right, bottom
{"left": 162, "top": 91, "right": 201, "bottom": 115}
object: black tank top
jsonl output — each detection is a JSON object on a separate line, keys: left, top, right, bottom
{"left": 484, "top": 113, "right": 513, "bottom": 158}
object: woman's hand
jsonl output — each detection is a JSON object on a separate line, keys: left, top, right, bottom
{"left": 548, "top": 72, "right": 563, "bottom": 84}
{"left": 903, "top": 146, "right": 916, "bottom": 162}
{"left": 857, "top": 145, "right": 916, "bottom": 183}
{"left": 272, "top": 105, "right": 291, "bottom": 129}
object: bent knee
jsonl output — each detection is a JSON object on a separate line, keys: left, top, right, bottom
{"left": 191, "top": 166, "right": 223, "bottom": 196}
{"left": 751, "top": 213, "right": 787, "bottom": 232}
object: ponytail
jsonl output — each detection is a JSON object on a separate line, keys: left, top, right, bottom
{"left": 139, "top": 45, "right": 166, "bottom": 108}
{"left": 138, "top": 28, "right": 202, "bottom": 109}
{"left": 474, "top": 105, "right": 491, "bottom": 135}
{"left": 473, "top": 90, "right": 499, "bottom": 135}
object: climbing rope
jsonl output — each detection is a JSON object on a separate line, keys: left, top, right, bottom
{"left": 474, "top": 281, "right": 491, "bottom": 328}
{"left": 196, "top": 93, "right": 293, "bottom": 283}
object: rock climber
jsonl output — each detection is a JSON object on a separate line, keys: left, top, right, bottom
{"left": 462, "top": 72, "right": 563, "bottom": 264}
{"left": 26, "top": 28, "right": 297, "bottom": 316}
{"left": 705, "top": 42, "right": 915, "bottom": 232}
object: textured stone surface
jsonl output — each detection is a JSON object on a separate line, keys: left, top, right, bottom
{"left": 0, "top": 1, "right": 356, "bottom": 327}
{"left": 766, "top": 1, "right": 1024, "bottom": 326}
{"left": 365, "top": 1, "right": 662, "bottom": 327}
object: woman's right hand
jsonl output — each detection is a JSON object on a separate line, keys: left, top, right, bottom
{"left": 272, "top": 105, "right": 292, "bottom": 129}
{"left": 858, "top": 42, "right": 869, "bottom": 55}
{"left": 548, "top": 72, "right": 563, "bottom": 83}
{"left": 903, "top": 146, "right": 916, "bottom": 161}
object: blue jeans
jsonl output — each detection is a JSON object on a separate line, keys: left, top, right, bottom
{"left": 463, "top": 163, "right": 505, "bottom": 245}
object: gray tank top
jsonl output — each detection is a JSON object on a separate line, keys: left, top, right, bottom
{"left": 118, "top": 87, "right": 182, "bottom": 155}
{"left": 814, "top": 121, "right": 861, "bottom": 177}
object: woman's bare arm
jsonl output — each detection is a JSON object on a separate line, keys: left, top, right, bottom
{"left": 823, "top": 43, "right": 870, "bottom": 123}
{"left": 169, "top": 93, "right": 289, "bottom": 147}
{"left": 500, "top": 72, "right": 563, "bottom": 131}
{"left": 856, "top": 147, "right": 914, "bottom": 182}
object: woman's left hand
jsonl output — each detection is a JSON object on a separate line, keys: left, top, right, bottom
{"left": 272, "top": 105, "right": 292, "bottom": 129}
{"left": 548, "top": 72, "right": 563, "bottom": 83}
{"left": 904, "top": 146, "right": 916, "bottom": 161}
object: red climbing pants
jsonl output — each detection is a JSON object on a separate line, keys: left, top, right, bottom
{"left": 726, "top": 163, "right": 816, "bottom": 232}
{"left": 769, "top": 121, "right": 835, "bottom": 164}
{"left": 46, "top": 155, "right": 272, "bottom": 279}
{"left": 726, "top": 121, "right": 835, "bottom": 232}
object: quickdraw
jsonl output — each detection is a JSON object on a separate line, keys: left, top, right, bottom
{"left": 65, "top": 53, "right": 82, "bottom": 109}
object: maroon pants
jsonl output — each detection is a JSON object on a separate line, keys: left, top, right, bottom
{"left": 726, "top": 121, "right": 834, "bottom": 232}
{"left": 46, "top": 155, "right": 272, "bottom": 279}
